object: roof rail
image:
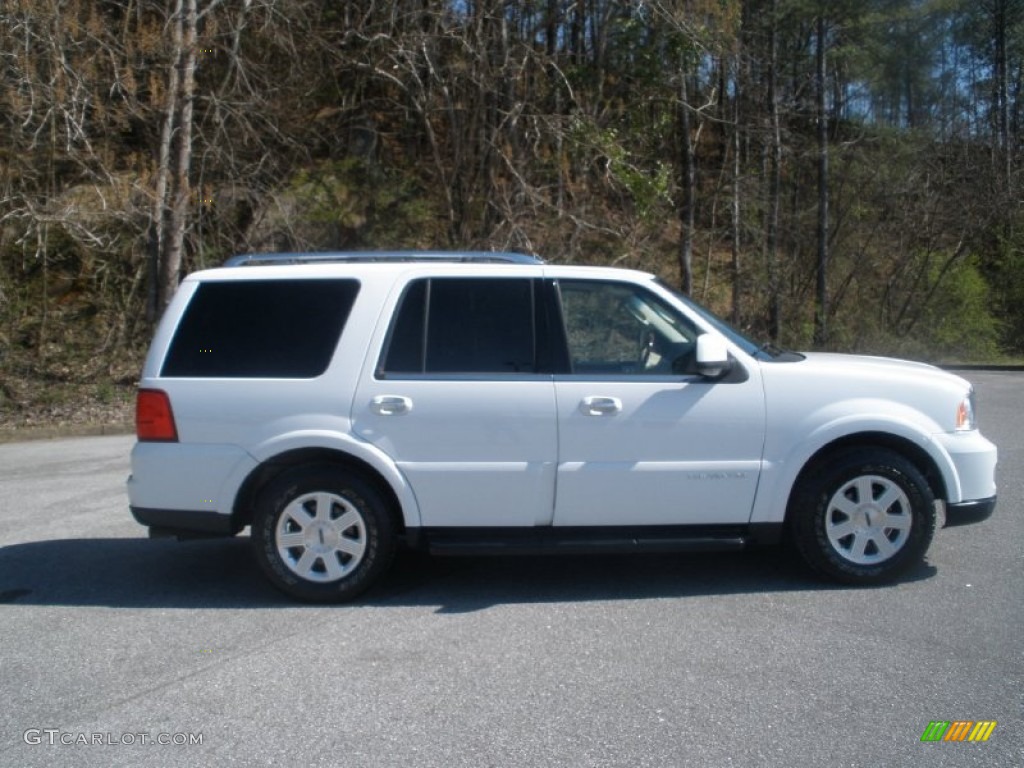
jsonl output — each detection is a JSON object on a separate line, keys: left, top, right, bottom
{"left": 223, "top": 251, "right": 544, "bottom": 267}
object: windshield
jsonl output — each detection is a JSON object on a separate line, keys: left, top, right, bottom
{"left": 652, "top": 278, "right": 782, "bottom": 360}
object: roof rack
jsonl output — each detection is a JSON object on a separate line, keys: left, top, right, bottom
{"left": 223, "top": 251, "right": 544, "bottom": 267}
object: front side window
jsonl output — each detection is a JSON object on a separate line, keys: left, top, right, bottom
{"left": 162, "top": 279, "right": 359, "bottom": 378}
{"left": 558, "top": 280, "right": 700, "bottom": 375}
{"left": 380, "top": 278, "right": 538, "bottom": 375}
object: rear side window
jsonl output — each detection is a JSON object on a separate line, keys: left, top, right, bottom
{"left": 161, "top": 279, "right": 359, "bottom": 378}
{"left": 381, "top": 278, "right": 538, "bottom": 375}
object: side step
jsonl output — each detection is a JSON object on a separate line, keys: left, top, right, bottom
{"left": 410, "top": 524, "right": 781, "bottom": 557}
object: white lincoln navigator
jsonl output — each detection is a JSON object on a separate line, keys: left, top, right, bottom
{"left": 128, "top": 252, "right": 998, "bottom": 602}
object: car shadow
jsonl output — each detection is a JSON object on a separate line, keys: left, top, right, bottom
{"left": 0, "top": 536, "right": 938, "bottom": 611}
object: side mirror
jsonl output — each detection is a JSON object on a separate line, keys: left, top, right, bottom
{"left": 695, "top": 334, "right": 731, "bottom": 379}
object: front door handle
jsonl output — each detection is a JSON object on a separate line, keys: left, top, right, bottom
{"left": 370, "top": 395, "right": 413, "bottom": 415}
{"left": 580, "top": 396, "right": 622, "bottom": 416}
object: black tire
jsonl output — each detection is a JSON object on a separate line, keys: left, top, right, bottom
{"left": 251, "top": 464, "right": 396, "bottom": 603}
{"left": 789, "top": 448, "right": 935, "bottom": 585}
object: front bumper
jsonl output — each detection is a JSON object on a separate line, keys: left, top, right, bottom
{"left": 944, "top": 496, "right": 997, "bottom": 527}
{"left": 934, "top": 429, "right": 998, "bottom": 506}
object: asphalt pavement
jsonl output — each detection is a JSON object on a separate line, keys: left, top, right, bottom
{"left": 0, "top": 371, "right": 1021, "bottom": 767}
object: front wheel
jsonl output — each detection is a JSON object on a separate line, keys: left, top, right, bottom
{"left": 251, "top": 465, "right": 396, "bottom": 602}
{"left": 789, "top": 448, "right": 936, "bottom": 585}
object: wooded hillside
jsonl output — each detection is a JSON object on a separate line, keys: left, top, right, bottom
{"left": 2, "top": 1, "right": 1022, "bottom": 427}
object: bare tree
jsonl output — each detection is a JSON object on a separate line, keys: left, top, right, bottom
{"left": 813, "top": 11, "right": 829, "bottom": 347}
{"left": 678, "top": 71, "right": 697, "bottom": 295}
{"left": 764, "top": 0, "right": 783, "bottom": 343}
{"left": 730, "top": 54, "right": 743, "bottom": 324}
{"left": 146, "top": 0, "right": 198, "bottom": 320}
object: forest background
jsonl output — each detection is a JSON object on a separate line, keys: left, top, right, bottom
{"left": 2, "top": 0, "right": 1023, "bottom": 433}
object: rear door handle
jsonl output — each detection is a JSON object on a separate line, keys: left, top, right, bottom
{"left": 580, "top": 396, "right": 622, "bottom": 416}
{"left": 370, "top": 395, "right": 413, "bottom": 415}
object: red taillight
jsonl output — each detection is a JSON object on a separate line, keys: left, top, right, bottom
{"left": 136, "top": 389, "right": 179, "bottom": 442}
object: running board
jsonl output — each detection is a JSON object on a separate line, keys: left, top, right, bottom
{"left": 407, "top": 524, "right": 781, "bottom": 557}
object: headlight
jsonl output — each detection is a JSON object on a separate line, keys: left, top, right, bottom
{"left": 955, "top": 390, "right": 977, "bottom": 431}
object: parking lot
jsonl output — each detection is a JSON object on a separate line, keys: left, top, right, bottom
{"left": 1, "top": 371, "right": 1021, "bottom": 767}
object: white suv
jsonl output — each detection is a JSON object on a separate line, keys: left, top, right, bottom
{"left": 128, "top": 252, "right": 998, "bottom": 602}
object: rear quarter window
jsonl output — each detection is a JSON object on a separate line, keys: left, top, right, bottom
{"left": 380, "top": 277, "right": 538, "bottom": 375}
{"left": 161, "top": 279, "right": 359, "bottom": 378}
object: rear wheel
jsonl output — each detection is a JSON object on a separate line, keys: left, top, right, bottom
{"left": 251, "top": 465, "right": 396, "bottom": 602}
{"left": 790, "top": 448, "right": 935, "bottom": 584}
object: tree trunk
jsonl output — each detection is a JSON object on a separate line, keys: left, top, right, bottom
{"left": 813, "top": 13, "right": 829, "bottom": 348}
{"left": 679, "top": 72, "right": 695, "bottom": 295}
{"left": 148, "top": 0, "right": 197, "bottom": 321}
{"left": 731, "top": 57, "right": 742, "bottom": 325}
{"left": 994, "top": 0, "right": 1012, "bottom": 188}
{"left": 157, "top": 0, "right": 198, "bottom": 318}
{"left": 146, "top": 0, "right": 181, "bottom": 323}
{"left": 765, "top": 0, "right": 782, "bottom": 342}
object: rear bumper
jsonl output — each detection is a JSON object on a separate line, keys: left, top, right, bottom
{"left": 130, "top": 506, "right": 238, "bottom": 538}
{"left": 944, "top": 496, "right": 997, "bottom": 528}
{"left": 127, "top": 441, "right": 256, "bottom": 516}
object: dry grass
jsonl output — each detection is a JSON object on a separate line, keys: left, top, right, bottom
{"left": 0, "top": 348, "right": 139, "bottom": 443}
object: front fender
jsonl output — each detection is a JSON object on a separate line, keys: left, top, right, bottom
{"left": 750, "top": 400, "right": 958, "bottom": 525}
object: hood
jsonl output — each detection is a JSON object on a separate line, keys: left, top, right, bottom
{"left": 800, "top": 351, "right": 941, "bottom": 373}
{"left": 786, "top": 351, "right": 972, "bottom": 394}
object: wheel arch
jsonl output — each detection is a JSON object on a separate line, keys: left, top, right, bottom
{"left": 232, "top": 447, "right": 411, "bottom": 534}
{"left": 785, "top": 432, "right": 947, "bottom": 524}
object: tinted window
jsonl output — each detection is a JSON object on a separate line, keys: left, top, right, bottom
{"left": 558, "top": 280, "right": 699, "bottom": 375}
{"left": 162, "top": 279, "right": 359, "bottom": 378}
{"left": 381, "top": 280, "right": 427, "bottom": 374}
{"left": 381, "top": 278, "right": 537, "bottom": 375}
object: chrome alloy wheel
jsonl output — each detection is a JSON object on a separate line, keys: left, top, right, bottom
{"left": 275, "top": 492, "right": 367, "bottom": 582}
{"left": 824, "top": 474, "right": 913, "bottom": 565}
